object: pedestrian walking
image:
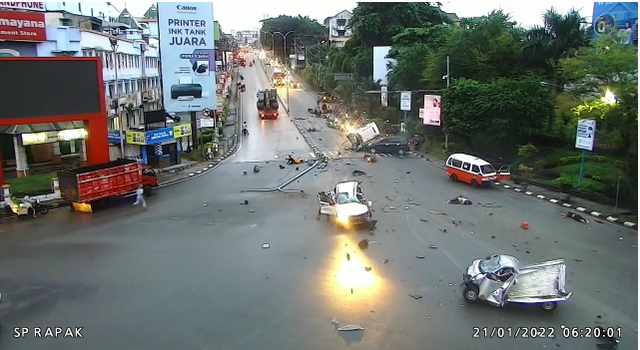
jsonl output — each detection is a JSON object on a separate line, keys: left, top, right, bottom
{"left": 133, "top": 185, "right": 147, "bottom": 208}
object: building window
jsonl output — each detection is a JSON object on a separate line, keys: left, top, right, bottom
{"left": 337, "top": 18, "right": 346, "bottom": 27}
{"left": 117, "top": 54, "right": 122, "bottom": 68}
{"left": 337, "top": 30, "right": 346, "bottom": 37}
{"left": 128, "top": 55, "right": 133, "bottom": 68}
{"left": 108, "top": 83, "right": 115, "bottom": 98}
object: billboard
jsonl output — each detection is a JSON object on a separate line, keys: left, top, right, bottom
{"left": 158, "top": 2, "right": 216, "bottom": 113}
{"left": 592, "top": 2, "right": 638, "bottom": 40}
{"left": 373, "top": 46, "right": 395, "bottom": 86}
{"left": 422, "top": 95, "right": 441, "bottom": 126}
{"left": 0, "top": 59, "right": 102, "bottom": 119}
{"left": 0, "top": 2, "right": 46, "bottom": 11}
{"left": 0, "top": 9, "right": 47, "bottom": 42}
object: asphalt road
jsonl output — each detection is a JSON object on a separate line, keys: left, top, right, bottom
{"left": 0, "top": 54, "right": 636, "bottom": 350}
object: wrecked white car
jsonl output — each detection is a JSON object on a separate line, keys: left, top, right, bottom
{"left": 462, "top": 254, "right": 572, "bottom": 311}
{"left": 317, "top": 180, "right": 372, "bottom": 226}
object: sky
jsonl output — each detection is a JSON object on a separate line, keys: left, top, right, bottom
{"left": 109, "top": 1, "right": 597, "bottom": 32}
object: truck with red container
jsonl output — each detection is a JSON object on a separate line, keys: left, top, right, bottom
{"left": 57, "top": 159, "right": 158, "bottom": 211}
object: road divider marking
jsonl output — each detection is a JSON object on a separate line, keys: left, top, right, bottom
{"left": 562, "top": 203, "right": 572, "bottom": 207}
{"left": 494, "top": 182, "right": 501, "bottom": 185}
{"left": 606, "top": 216, "right": 618, "bottom": 222}
{"left": 624, "top": 222, "right": 636, "bottom": 227}
{"left": 513, "top": 187, "right": 522, "bottom": 192}
{"left": 591, "top": 211, "right": 602, "bottom": 217}
{"left": 537, "top": 195, "right": 546, "bottom": 199}
{"left": 576, "top": 207, "right": 586, "bottom": 212}
{"left": 525, "top": 191, "right": 533, "bottom": 195}
{"left": 503, "top": 185, "right": 511, "bottom": 189}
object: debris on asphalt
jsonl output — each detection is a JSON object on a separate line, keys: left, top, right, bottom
{"left": 404, "top": 206, "right": 410, "bottom": 210}
{"left": 420, "top": 218, "right": 429, "bottom": 223}
{"left": 408, "top": 294, "right": 423, "bottom": 300}
{"left": 574, "top": 259, "right": 583, "bottom": 262}
{"left": 451, "top": 218, "right": 458, "bottom": 226}
{"left": 447, "top": 196, "right": 472, "bottom": 205}
{"left": 439, "top": 228, "right": 447, "bottom": 233}
{"left": 249, "top": 209, "right": 255, "bottom": 213}
{"left": 279, "top": 165, "right": 286, "bottom": 169}
{"left": 331, "top": 318, "right": 340, "bottom": 325}
{"left": 317, "top": 163, "right": 327, "bottom": 170}
{"left": 383, "top": 258, "right": 389, "bottom": 264}
{"left": 416, "top": 255, "right": 425, "bottom": 259}
{"left": 470, "top": 231, "right": 475, "bottom": 235}
{"left": 338, "top": 325, "right": 364, "bottom": 331}
{"left": 240, "top": 200, "right": 249, "bottom": 205}
{"left": 346, "top": 253, "right": 351, "bottom": 261}
{"left": 262, "top": 243, "right": 270, "bottom": 249}
{"left": 595, "top": 326, "right": 620, "bottom": 349}
{"left": 618, "top": 236, "right": 624, "bottom": 241}
{"left": 218, "top": 208, "right": 222, "bottom": 212}
{"left": 491, "top": 235, "right": 496, "bottom": 239}
{"left": 295, "top": 166, "right": 299, "bottom": 171}
{"left": 395, "top": 179, "right": 399, "bottom": 183}
{"left": 427, "top": 210, "right": 447, "bottom": 216}
{"left": 406, "top": 171, "right": 411, "bottom": 174}
{"left": 243, "top": 170, "right": 248, "bottom": 176}
{"left": 478, "top": 201, "right": 502, "bottom": 208}
{"left": 525, "top": 250, "right": 530, "bottom": 254}
{"left": 364, "top": 266, "right": 372, "bottom": 272}
{"left": 345, "top": 162, "right": 351, "bottom": 165}
{"left": 352, "top": 169, "right": 366, "bottom": 176}
{"left": 203, "top": 203, "right": 208, "bottom": 207}
{"left": 595, "top": 219, "right": 604, "bottom": 224}
{"left": 358, "top": 239, "right": 369, "bottom": 249}
{"left": 253, "top": 165, "right": 261, "bottom": 173}
{"left": 591, "top": 249, "right": 598, "bottom": 252}
{"left": 429, "top": 245, "right": 438, "bottom": 249}
{"left": 488, "top": 212, "right": 494, "bottom": 216}
{"left": 521, "top": 221, "right": 529, "bottom": 230}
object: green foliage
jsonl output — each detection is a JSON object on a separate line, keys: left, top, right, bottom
{"left": 518, "top": 164, "right": 534, "bottom": 173}
{"left": 260, "top": 15, "right": 326, "bottom": 60}
{"left": 441, "top": 75, "right": 554, "bottom": 145}
{"left": 517, "top": 144, "right": 538, "bottom": 159}
{"left": 6, "top": 172, "right": 57, "bottom": 196}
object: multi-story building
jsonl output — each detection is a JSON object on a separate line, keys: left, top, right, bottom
{"left": 323, "top": 10, "right": 352, "bottom": 47}
{"left": 235, "top": 30, "right": 259, "bottom": 46}
{"left": 0, "top": 2, "right": 162, "bottom": 178}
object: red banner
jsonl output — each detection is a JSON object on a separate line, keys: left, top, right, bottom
{"left": 0, "top": 9, "right": 46, "bottom": 42}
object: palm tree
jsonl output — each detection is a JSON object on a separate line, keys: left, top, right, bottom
{"left": 519, "top": 8, "right": 589, "bottom": 130}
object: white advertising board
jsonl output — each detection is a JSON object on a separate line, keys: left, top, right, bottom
{"left": 158, "top": 2, "right": 216, "bottom": 113}
{"left": 400, "top": 91, "right": 411, "bottom": 111}
{"left": 575, "top": 119, "right": 596, "bottom": 151}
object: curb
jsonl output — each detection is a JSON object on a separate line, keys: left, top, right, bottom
{"left": 423, "top": 158, "right": 637, "bottom": 230}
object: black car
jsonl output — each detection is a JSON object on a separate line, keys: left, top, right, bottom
{"left": 367, "top": 137, "right": 410, "bottom": 155}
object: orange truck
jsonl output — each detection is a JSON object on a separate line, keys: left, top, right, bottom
{"left": 58, "top": 159, "right": 158, "bottom": 211}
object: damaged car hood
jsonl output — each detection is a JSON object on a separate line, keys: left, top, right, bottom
{"left": 336, "top": 202, "right": 370, "bottom": 216}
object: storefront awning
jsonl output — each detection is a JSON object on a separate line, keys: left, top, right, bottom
{"left": 0, "top": 121, "right": 85, "bottom": 135}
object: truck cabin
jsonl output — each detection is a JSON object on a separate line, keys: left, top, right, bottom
{"left": 142, "top": 166, "right": 158, "bottom": 187}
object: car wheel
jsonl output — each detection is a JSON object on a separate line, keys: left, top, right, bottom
{"left": 463, "top": 285, "right": 480, "bottom": 302}
{"left": 450, "top": 174, "right": 458, "bottom": 182}
{"left": 398, "top": 148, "right": 405, "bottom": 155}
{"left": 470, "top": 179, "right": 479, "bottom": 188}
{"left": 370, "top": 148, "right": 377, "bottom": 154}
{"left": 541, "top": 301, "right": 557, "bottom": 311}
{"left": 27, "top": 208, "right": 35, "bottom": 218}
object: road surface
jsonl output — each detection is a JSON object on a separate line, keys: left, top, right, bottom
{"left": 0, "top": 54, "right": 636, "bottom": 350}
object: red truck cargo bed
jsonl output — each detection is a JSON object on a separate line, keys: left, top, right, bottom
{"left": 58, "top": 159, "right": 143, "bottom": 204}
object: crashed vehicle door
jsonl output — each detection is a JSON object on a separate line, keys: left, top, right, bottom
{"left": 318, "top": 192, "right": 337, "bottom": 216}
{"left": 478, "top": 271, "right": 515, "bottom": 306}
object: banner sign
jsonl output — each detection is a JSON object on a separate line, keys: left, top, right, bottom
{"left": 126, "top": 131, "right": 146, "bottom": 145}
{"left": 381, "top": 86, "right": 388, "bottom": 107}
{"left": 422, "top": 95, "right": 441, "bottom": 126}
{"left": 0, "top": 2, "right": 46, "bottom": 11}
{"left": 107, "top": 130, "right": 123, "bottom": 143}
{"left": 400, "top": 91, "right": 411, "bottom": 111}
{"left": 575, "top": 119, "right": 596, "bottom": 151}
{"left": 173, "top": 123, "right": 192, "bottom": 138}
{"left": 158, "top": 2, "right": 216, "bottom": 113}
{"left": 0, "top": 9, "right": 47, "bottom": 42}
{"left": 146, "top": 127, "right": 174, "bottom": 144}
{"left": 592, "top": 2, "right": 638, "bottom": 40}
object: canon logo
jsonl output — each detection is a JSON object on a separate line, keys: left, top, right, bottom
{"left": 176, "top": 5, "right": 196, "bottom": 11}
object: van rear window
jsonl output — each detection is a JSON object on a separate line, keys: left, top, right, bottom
{"left": 449, "top": 158, "right": 463, "bottom": 168}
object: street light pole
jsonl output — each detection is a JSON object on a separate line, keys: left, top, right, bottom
{"left": 273, "top": 30, "right": 295, "bottom": 113}
{"left": 109, "top": 31, "right": 125, "bottom": 158}
{"left": 444, "top": 55, "right": 450, "bottom": 150}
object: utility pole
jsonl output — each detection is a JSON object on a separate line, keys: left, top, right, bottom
{"left": 445, "top": 55, "right": 450, "bottom": 150}
{"left": 109, "top": 29, "right": 125, "bottom": 158}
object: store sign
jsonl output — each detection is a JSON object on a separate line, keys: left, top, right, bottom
{"left": 0, "top": 2, "right": 46, "bottom": 11}
{"left": 158, "top": 2, "right": 216, "bottom": 113}
{"left": 126, "top": 131, "right": 145, "bottom": 145}
{"left": 0, "top": 9, "right": 47, "bottom": 42}
{"left": 107, "top": 130, "right": 123, "bottom": 143}
{"left": 127, "top": 128, "right": 175, "bottom": 145}
{"left": 21, "top": 128, "right": 87, "bottom": 146}
{"left": 173, "top": 123, "right": 192, "bottom": 138}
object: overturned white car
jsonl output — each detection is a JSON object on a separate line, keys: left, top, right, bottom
{"left": 317, "top": 180, "right": 372, "bottom": 226}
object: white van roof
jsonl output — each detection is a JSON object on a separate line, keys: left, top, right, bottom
{"left": 447, "top": 153, "right": 492, "bottom": 166}
{"left": 335, "top": 181, "right": 358, "bottom": 195}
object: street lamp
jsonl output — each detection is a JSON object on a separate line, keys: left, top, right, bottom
{"left": 109, "top": 29, "right": 125, "bottom": 158}
{"left": 273, "top": 30, "right": 295, "bottom": 113}
{"left": 259, "top": 30, "right": 276, "bottom": 54}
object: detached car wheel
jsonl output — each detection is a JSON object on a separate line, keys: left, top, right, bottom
{"left": 541, "top": 301, "right": 557, "bottom": 311}
{"left": 463, "top": 285, "right": 480, "bottom": 303}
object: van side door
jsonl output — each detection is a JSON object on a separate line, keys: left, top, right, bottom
{"left": 460, "top": 162, "right": 472, "bottom": 183}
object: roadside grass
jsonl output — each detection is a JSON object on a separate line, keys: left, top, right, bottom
{"left": 182, "top": 148, "right": 205, "bottom": 162}
{"left": 6, "top": 172, "right": 57, "bottom": 197}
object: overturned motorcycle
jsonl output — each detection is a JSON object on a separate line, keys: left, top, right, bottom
{"left": 6, "top": 197, "right": 50, "bottom": 218}
{"left": 462, "top": 254, "right": 572, "bottom": 311}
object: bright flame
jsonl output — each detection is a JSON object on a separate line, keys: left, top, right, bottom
{"left": 337, "top": 213, "right": 350, "bottom": 225}
{"left": 336, "top": 255, "right": 375, "bottom": 288}
{"left": 601, "top": 90, "right": 617, "bottom": 105}
{"left": 345, "top": 124, "right": 356, "bottom": 134}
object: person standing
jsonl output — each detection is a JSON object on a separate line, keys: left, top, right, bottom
{"left": 133, "top": 185, "right": 147, "bottom": 208}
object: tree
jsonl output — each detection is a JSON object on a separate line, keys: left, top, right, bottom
{"left": 441, "top": 75, "right": 554, "bottom": 148}
{"left": 260, "top": 15, "right": 326, "bottom": 60}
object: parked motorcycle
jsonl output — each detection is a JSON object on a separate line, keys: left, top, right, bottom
{"left": 6, "top": 197, "right": 49, "bottom": 218}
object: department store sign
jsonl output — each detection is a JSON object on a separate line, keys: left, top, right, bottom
{"left": 0, "top": 2, "right": 46, "bottom": 11}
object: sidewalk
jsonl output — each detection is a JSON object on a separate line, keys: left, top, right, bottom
{"left": 415, "top": 150, "right": 637, "bottom": 229}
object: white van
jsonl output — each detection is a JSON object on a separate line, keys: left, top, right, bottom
{"left": 346, "top": 122, "right": 380, "bottom": 150}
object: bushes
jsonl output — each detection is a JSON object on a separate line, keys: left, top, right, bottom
{"left": 517, "top": 143, "right": 538, "bottom": 159}
{"left": 558, "top": 154, "right": 607, "bottom": 165}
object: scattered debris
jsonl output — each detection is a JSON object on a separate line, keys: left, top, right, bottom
{"left": 249, "top": 209, "right": 255, "bottom": 213}
{"left": 395, "top": 179, "right": 399, "bottom": 183}
{"left": 439, "top": 228, "right": 447, "bottom": 233}
{"left": 203, "top": 203, "right": 208, "bottom": 207}
{"left": 345, "top": 162, "right": 351, "bottom": 165}
{"left": 243, "top": 170, "right": 248, "bottom": 176}
{"left": 521, "top": 221, "right": 529, "bottom": 230}
{"left": 470, "top": 231, "right": 475, "bottom": 235}
{"left": 331, "top": 318, "right": 340, "bottom": 325}
{"left": 338, "top": 325, "right": 364, "bottom": 331}
{"left": 618, "top": 236, "right": 624, "bottom": 241}
{"left": 253, "top": 165, "right": 261, "bottom": 173}
{"left": 595, "top": 326, "right": 620, "bottom": 349}
{"left": 364, "top": 266, "right": 372, "bottom": 272}
{"left": 595, "top": 219, "right": 604, "bottom": 224}
{"left": 240, "top": 200, "right": 249, "bottom": 205}
{"left": 262, "top": 243, "right": 270, "bottom": 249}
{"left": 346, "top": 253, "right": 351, "bottom": 261}
{"left": 358, "top": 239, "right": 369, "bottom": 249}
{"left": 574, "top": 259, "right": 583, "bottom": 262}
{"left": 383, "top": 258, "right": 389, "bottom": 264}
{"left": 447, "top": 196, "right": 472, "bottom": 205}
{"left": 416, "top": 256, "right": 425, "bottom": 259}
{"left": 295, "top": 166, "right": 299, "bottom": 171}
{"left": 525, "top": 250, "right": 530, "bottom": 254}
{"left": 429, "top": 245, "right": 438, "bottom": 249}
{"left": 479, "top": 201, "right": 502, "bottom": 208}
{"left": 591, "top": 249, "right": 598, "bottom": 252}
{"left": 352, "top": 169, "right": 367, "bottom": 176}
{"left": 488, "top": 212, "right": 494, "bottom": 216}
{"left": 427, "top": 210, "right": 447, "bottom": 216}
{"left": 406, "top": 171, "right": 411, "bottom": 174}
{"left": 404, "top": 206, "right": 410, "bottom": 210}
{"left": 218, "top": 208, "right": 222, "bottom": 212}
{"left": 420, "top": 218, "right": 429, "bottom": 223}
{"left": 491, "top": 235, "right": 496, "bottom": 239}
{"left": 279, "top": 165, "right": 286, "bottom": 169}
{"left": 408, "top": 294, "right": 423, "bottom": 300}
{"left": 451, "top": 218, "right": 458, "bottom": 226}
